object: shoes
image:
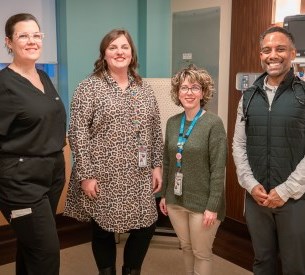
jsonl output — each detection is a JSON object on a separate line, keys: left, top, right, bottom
{"left": 99, "top": 266, "right": 116, "bottom": 275}
{"left": 122, "top": 266, "right": 141, "bottom": 275}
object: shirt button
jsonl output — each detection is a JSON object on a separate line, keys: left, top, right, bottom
{"left": 55, "top": 97, "right": 59, "bottom": 100}
{"left": 19, "top": 158, "right": 24, "bottom": 162}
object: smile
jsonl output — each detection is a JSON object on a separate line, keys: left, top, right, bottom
{"left": 268, "top": 62, "right": 281, "bottom": 67}
{"left": 184, "top": 98, "right": 196, "bottom": 101}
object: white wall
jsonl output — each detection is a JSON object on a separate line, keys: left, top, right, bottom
{"left": 0, "top": 0, "right": 57, "bottom": 64}
{"left": 171, "top": 0, "right": 232, "bottom": 131}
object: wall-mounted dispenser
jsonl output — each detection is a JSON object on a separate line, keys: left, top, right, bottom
{"left": 293, "top": 61, "right": 305, "bottom": 81}
{"left": 236, "top": 72, "right": 261, "bottom": 92}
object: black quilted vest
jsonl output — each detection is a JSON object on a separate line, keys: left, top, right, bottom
{"left": 242, "top": 69, "right": 305, "bottom": 192}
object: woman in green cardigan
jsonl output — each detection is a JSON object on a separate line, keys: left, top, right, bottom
{"left": 160, "top": 64, "right": 227, "bottom": 275}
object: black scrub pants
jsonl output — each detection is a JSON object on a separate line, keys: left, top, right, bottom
{"left": 91, "top": 219, "right": 156, "bottom": 271}
{"left": 0, "top": 152, "right": 65, "bottom": 275}
{"left": 245, "top": 194, "right": 305, "bottom": 275}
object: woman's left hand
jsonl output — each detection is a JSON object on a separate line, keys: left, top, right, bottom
{"left": 152, "top": 167, "right": 162, "bottom": 194}
{"left": 202, "top": 210, "right": 217, "bottom": 227}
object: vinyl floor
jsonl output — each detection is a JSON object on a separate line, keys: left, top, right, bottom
{"left": 0, "top": 234, "right": 253, "bottom": 275}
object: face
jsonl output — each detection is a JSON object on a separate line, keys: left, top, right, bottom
{"left": 5, "top": 20, "right": 42, "bottom": 63}
{"left": 178, "top": 78, "right": 203, "bottom": 112}
{"left": 260, "top": 32, "right": 296, "bottom": 85}
{"left": 104, "top": 35, "right": 132, "bottom": 73}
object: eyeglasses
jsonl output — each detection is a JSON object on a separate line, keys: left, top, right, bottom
{"left": 179, "top": 85, "right": 202, "bottom": 94}
{"left": 14, "top": 32, "right": 45, "bottom": 42}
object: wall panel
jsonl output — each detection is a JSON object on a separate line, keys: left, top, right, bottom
{"left": 226, "top": 0, "right": 273, "bottom": 222}
{"left": 144, "top": 78, "right": 182, "bottom": 139}
{"left": 0, "top": 0, "right": 57, "bottom": 63}
{"left": 301, "top": 0, "right": 305, "bottom": 13}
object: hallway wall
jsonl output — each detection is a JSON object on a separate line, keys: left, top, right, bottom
{"left": 56, "top": 0, "right": 171, "bottom": 118}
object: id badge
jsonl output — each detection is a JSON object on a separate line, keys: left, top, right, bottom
{"left": 138, "top": 145, "right": 147, "bottom": 167}
{"left": 174, "top": 172, "right": 183, "bottom": 196}
{"left": 11, "top": 208, "right": 32, "bottom": 219}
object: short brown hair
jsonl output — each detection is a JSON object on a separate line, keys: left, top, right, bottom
{"left": 171, "top": 64, "right": 215, "bottom": 107}
{"left": 5, "top": 13, "right": 40, "bottom": 39}
{"left": 259, "top": 26, "right": 295, "bottom": 49}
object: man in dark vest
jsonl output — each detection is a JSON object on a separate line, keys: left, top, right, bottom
{"left": 233, "top": 26, "right": 305, "bottom": 274}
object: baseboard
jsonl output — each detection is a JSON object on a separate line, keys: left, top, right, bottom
{"left": 0, "top": 224, "right": 18, "bottom": 266}
{"left": 214, "top": 218, "right": 253, "bottom": 271}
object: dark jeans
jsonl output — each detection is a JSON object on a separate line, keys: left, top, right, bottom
{"left": 245, "top": 194, "right": 305, "bottom": 275}
{"left": 0, "top": 152, "right": 65, "bottom": 275}
{"left": 91, "top": 219, "right": 156, "bottom": 270}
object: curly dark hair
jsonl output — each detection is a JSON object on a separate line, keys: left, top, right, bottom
{"left": 171, "top": 64, "right": 215, "bottom": 108}
{"left": 92, "top": 29, "right": 141, "bottom": 84}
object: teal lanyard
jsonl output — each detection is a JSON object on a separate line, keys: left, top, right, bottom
{"left": 176, "top": 109, "right": 203, "bottom": 169}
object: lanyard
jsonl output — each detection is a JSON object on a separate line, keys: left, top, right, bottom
{"left": 176, "top": 109, "right": 203, "bottom": 169}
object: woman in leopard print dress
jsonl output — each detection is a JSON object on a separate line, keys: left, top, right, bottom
{"left": 64, "top": 29, "right": 163, "bottom": 275}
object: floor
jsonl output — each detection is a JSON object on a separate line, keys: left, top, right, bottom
{"left": 0, "top": 234, "right": 253, "bottom": 275}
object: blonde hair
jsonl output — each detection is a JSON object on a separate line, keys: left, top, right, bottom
{"left": 171, "top": 64, "right": 215, "bottom": 107}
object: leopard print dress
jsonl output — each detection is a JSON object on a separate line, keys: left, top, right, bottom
{"left": 64, "top": 73, "right": 163, "bottom": 233}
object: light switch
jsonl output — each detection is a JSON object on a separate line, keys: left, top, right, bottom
{"left": 182, "top": 53, "right": 192, "bottom": 60}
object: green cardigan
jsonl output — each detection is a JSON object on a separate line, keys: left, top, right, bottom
{"left": 161, "top": 111, "right": 227, "bottom": 221}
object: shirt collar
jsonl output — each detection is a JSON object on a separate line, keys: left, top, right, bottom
{"left": 103, "top": 71, "right": 135, "bottom": 87}
{"left": 263, "top": 76, "right": 278, "bottom": 93}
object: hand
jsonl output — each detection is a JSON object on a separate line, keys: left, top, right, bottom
{"left": 202, "top": 210, "right": 217, "bottom": 227}
{"left": 159, "top": 197, "right": 168, "bottom": 216}
{"left": 152, "top": 167, "right": 162, "bottom": 194}
{"left": 81, "top": 179, "right": 99, "bottom": 199}
{"left": 251, "top": 184, "right": 268, "bottom": 205}
{"left": 263, "top": 189, "right": 285, "bottom": 208}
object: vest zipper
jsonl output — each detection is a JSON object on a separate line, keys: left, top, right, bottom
{"left": 267, "top": 104, "right": 271, "bottom": 192}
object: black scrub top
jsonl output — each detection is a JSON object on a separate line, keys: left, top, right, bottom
{"left": 0, "top": 67, "right": 66, "bottom": 156}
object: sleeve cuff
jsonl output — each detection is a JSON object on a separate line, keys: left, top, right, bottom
{"left": 274, "top": 185, "right": 290, "bottom": 202}
{"left": 245, "top": 180, "right": 260, "bottom": 195}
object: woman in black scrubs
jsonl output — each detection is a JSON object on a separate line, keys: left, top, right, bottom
{"left": 0, "top": 13, "right": 66, "bottom": 275}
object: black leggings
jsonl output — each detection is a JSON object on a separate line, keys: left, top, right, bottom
{"left": 91, "top": 219, "right": 156, "bottom": 270}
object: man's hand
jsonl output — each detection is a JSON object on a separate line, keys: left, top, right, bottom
{"left": 251, "top": 184, "right": 268, "bottom": 205}
{"left": 263, "top": 188, "right": 285, "bottom": 208}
